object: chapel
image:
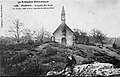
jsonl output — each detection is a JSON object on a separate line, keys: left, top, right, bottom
{"left": 52, "top": 6, "right": 75, "bottom": 46}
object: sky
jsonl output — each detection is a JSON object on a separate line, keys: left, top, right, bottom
{"left": 0, "top": 0, "right": 120, "bottom": 37}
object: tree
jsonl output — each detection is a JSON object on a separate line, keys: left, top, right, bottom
{"left": 22, "top": 28, "right": 36, "bottom": 42}
{"left": 91, "top": 29, "right": 106, "bottom": 46}
{"left": 73, "top": 28, "right": 88, "bottom": 44}
{"left": 34, "top": 27, "right": 51, "bottom": 43}
{"left": 73, "top": 29, "right": 79, "bottom": 43}
{"left": 79, "top": 30, "right": 88, "bottom": 44}
{"left": 6, "top": 19, "right": 24, "bottom": 43}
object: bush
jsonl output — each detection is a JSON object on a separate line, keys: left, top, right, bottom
{"left": 26, "top": 40, "right": 34, "bottom": 45}
{"left": 68, "top": 46, "right": 76, "bottom": 51}
{"left": 49, "top": 55, "right": 66, "bottom": 63}
{"left": 74, "top": 50, "right": 87, "bottom": 58}
{"left": 2, "top": 42, "right": 120, "bottom": 76}
{"left": 86, "top": 43, "right": 96, "bottom": 46}
{"left": 3, "top": 55, "right": 54, "bottom": 76}
{"left": 41, "top": 58, "right": 53, "bottom": 64}
{"left": 40, "top": 54, "right": 66, "bottom": 64}
{"left": 82, "top": 58, "right": 95, "bottom": 64}
{"left": 0, "top": 43, "right": 38, "bottom": 51}
{"left": 1, "top": 51, "right": 29, "bottom": 68}
{"left": 94, "top": 52, "right": 105, "bottom": 56}
{"left": 3, "top": 64, "right": 22, "bottom": 76}
{"left": 10, "top": 53, "right": 28, "bottom": 65}
{"left": 48, "top": 42, "right": 60, "bottom": 47}
{"left": 57, "top": 51, "right": 67, "bottom": 58}
{"left": 43, "top": 45, "right": 58, "bottom": 57}
{"left": 51, "top": 62, "right": 66, "bottom": 71}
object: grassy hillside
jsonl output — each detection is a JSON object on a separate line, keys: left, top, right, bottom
{"left": 1, "top": 42, "right": 120, "bottom": 76}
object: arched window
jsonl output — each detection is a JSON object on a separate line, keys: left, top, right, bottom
{"left": 62, "top": 29, "right": 66, "bottom": 36}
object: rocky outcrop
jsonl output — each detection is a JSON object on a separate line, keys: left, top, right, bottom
{"left": 46, "top": 62, "right": 120, "bottom": 76}
{"left": 73, "top": 62, "right": 120, "bottom": 76}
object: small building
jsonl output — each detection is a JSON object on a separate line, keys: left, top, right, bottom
{"left": 52, "top": 6, "right": 75, "bottom": 46}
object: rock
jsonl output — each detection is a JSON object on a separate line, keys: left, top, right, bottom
{"left": 46, "top": 71, "right": 59, "bottom": 76}
{"left": 73, "top": 62, "right": 120, "bottom": 76}
{"left": 46, "top": 62, "right": 120, "bottom": 76}
{"left": 73, "top": 54, "right": 85, "bottom": 65}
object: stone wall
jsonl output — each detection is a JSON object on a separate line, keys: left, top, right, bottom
{"left": 53, "top": 27, "right": 74, "bottom": 46}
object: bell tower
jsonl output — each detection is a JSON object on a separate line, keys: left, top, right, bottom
{"left": 61, "top": 6, "right": 66, "bottom": 37}
{"left": 52, "top": 5, "right": 74, "bottom": 46}
{"left": 61, "top": 6, "right": 65, "bottom": 24}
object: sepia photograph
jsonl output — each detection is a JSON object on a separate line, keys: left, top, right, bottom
{"left": 0, "top": 0, "right": 120, "bottom": 76}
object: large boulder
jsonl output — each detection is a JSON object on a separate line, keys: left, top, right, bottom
{"left": 73, "top": 54, "right": 85, "bottom": 65}
{"left": 73, "top": 62, "right": 113, "bottom": 76}
{"left": 46, "top": 62, "right": 120, "bottom": 76}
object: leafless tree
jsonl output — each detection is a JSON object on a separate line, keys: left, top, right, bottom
{"left": 6, "top": 19, "right": 24, "bottom": 43}
{"left": 91, "top": 29, "right": 106, "bottom": 46}
{"left": 22, "top": 28, "right": 36, "bottom": 42}
{"left": 34, "top": 27, "right": 51, "bottom": 43}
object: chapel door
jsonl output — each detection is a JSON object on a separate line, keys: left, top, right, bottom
{"left": 61, "top": 38, "right": 67, "bottom": 46}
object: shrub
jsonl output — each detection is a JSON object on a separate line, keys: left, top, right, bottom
{"left": 74, "top": 50, "right": 87, "bottom": 58}
{"left": 43, "top": 45, "right": 58, "bottom": 57}
{"left": 68, "top": 46, "right": 77, "bottom": 51}
{"left": 26, "top": 40, "right": 34, "bottom": 45}
{"left": 86, "top": 43, "right": 96, "bottom": 46}
{"left": 10, "top": 53, "right": 28, "bottom": 65}
{"left": 49, "top": 55, "right": 66, "bottom": 63}
{"left": 0, "top": 43, "right": 38, "bottom": 51}
{"left": 82, "top": 58, "right": 95, "bottom": 64}
{"left": 94, "top": 52, "right": 105, "bottom": 56}
{"left": 49, "top": 42, "right": 60, "bottom": 47}
{"left": 51, "top": 62, "right": 66, "bottom": 71}
{"left": 57, "top": 51, "right": 67, "bottom": 58}
{"left": 1, "top": 51, "right": 29, "bottom": 68}
{"left": 3, "top": 64, "right": 22, "bottom": 76}
{"left": 41, "top": 58, "right": 53, "bottom": 64}
{"left": 3, "top": 55, "right": 54, "bottom": 76}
